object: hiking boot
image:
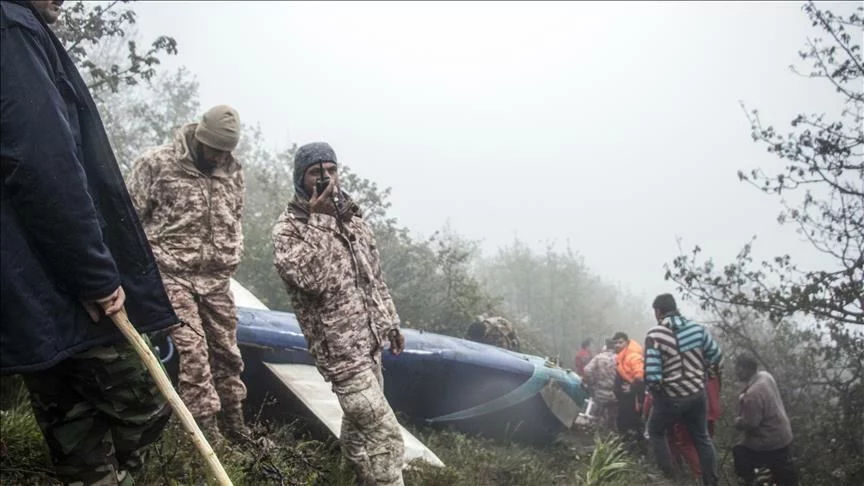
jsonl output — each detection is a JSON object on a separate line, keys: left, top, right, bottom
{"left": 197, "top": 414, "right": 225, "bottom": 446}
{"left": 221, "top": 405, "right": 252, "bottom": 442}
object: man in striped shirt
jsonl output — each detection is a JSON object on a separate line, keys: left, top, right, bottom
{"left": 644, "top": 294, "right": 722, "bottom": 486}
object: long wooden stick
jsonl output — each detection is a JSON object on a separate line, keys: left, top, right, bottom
{"left": 109, "top": 309, "right": 233, "bottom": 486}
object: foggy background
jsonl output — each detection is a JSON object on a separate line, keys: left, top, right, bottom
{"left": 133, "top": 0, "right": 847, "bottom": 311}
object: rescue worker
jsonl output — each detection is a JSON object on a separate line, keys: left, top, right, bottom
{"left": 733, "top": 354, "right": 798, "bottom": 486}
{"left": 1, "top": 1, "right": 177, "bottom": 483}
{"left": 611, "top": 331, "right": 645, "bottom": 446}
{"left": 582, "top": 339, "right": 618, "bottom": 430}
{"left": 126, "top": 105, "right": 249, "bottom": 443}
{"left": 644, "top": 294, "right": 722, "bottom": 486}
{"left": 573, "top": 338, "right": 594, "bottom": 376}
{"left": 273, "top": 142, "right": 405, "bottom": 486}
{"left": 465, "top": 315, "right": 521, "bottom": 352}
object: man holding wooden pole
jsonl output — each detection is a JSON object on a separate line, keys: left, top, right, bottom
{"left": 1, "top": 1, "right": 195, "bottom": 484}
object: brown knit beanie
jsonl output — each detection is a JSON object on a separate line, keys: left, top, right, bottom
{"left": 194, "top": 105, "right": 241, "bottom": 151}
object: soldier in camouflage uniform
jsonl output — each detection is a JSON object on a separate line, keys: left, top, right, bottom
{"left": 272, "top": 142, "right": 406, "bottom": 486}
{"left": 126, "top": 105, "right": 249, "bottom": 443}
{"left": 465, "top": 315, "right": 522, "bottom": 352}
{"left": 582, "top": 339, "right": 619, "bottom": 430}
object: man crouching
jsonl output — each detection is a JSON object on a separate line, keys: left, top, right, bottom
{"left": 272, "top": 142, "right": 405, "bottom": 486}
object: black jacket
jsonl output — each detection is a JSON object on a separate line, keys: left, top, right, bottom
{"left": 0, "top": 1, "right": 177, "bottom": 373}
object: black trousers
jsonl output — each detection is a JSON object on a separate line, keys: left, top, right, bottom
{"left": 733, "top": 444, "right": 798, "bottom": 486}
{"left": 614, "top": 379, "right": 645, "bottom": 445}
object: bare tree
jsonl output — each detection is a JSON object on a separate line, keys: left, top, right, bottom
{"left": 665, "top": 3, "right": 863, "bottom": 483}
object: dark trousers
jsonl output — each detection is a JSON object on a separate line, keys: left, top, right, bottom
{"left": 733, "top": 444, "right": 798, "bottom": 486}
{"left": 615, "top": 389, "right": 644, "bottom": 445}
{"left": 647, "top": 389, "right": 718, "bottom": 486}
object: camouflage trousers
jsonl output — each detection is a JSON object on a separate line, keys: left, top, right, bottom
{"left": 22, "top": 337, "right": 171, "bottom": 486}
{"left": 333, "top": 364, "right": 404, "bottom": 486}
{"left": 593, "top": 398, "right": 619, "bottom": 431}
{"left": 165, "top": 281, "right": 246, "bottom": 419}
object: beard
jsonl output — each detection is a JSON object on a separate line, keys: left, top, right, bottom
{"left": 194, "top": 143, "right": 216, "bottom": 174}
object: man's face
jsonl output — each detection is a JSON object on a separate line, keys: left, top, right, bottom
{"left": 30, "top": 1, "right": 64, "bottom": 24}
{"left": 735, "top": 363, "right": 753, "bottom": 383}
{"left": 613, "top": 338, "right": 627, "bottom": 353}
{"left": 303, "top": 162, "right": 338, "bottom": 196}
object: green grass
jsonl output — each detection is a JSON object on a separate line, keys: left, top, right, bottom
{"left": 576, "top": 434, "right": 635, "bottom": 485}
{"left": 1, "top": 376, "right": 660, "bottom": 486}
{"left": 0, "top": 380, "right": 56, "bottom": 485}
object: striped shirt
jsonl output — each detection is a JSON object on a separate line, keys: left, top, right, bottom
{"left": 644, "top": 314, "right": 722, "bottom": 398}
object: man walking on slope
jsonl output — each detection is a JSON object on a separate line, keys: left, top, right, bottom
{"left": 126, "top": 105, "right": 250, "bottom": 443}
{"left": 644, "top": 294, "right": 722, "bottom": 486}
{"left": 1, "top": 1, "right": 177, "bottom": 483}
{"left": 272, "top": 142, "right": 406, "bottom": 486}
{"left": 732, "top": 354, "right": 798, "bottom": 486}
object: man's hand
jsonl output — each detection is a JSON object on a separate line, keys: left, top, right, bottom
{"left": 309, "top": 178, "right": 337, "bottom": 216}
{"left": 388, "top": 328, "right": 405, "bottom": 356}
{"left": 81, "top": 286, "right": 126, "bottom": 323}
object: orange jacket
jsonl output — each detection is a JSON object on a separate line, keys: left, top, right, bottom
{"left": 616, "top": 339, "right": 644, "bottom": 383}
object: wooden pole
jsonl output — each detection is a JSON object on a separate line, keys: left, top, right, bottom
{"left": 109, "top": 309, "right": 233, "bottom": 486}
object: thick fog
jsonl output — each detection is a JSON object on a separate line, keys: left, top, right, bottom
{"left": 133, "top": 1, "right": 848, "bottom": 306}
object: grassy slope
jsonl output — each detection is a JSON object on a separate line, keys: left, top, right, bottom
{"left": 1, "top": 375, "right": 662, "bottom": 486}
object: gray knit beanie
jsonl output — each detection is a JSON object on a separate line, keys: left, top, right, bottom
{"left": 293, "top": 142, "right": 338, "bottom": 199}
{"left": 194, "top": 105, "right": 241, "bottom": 151}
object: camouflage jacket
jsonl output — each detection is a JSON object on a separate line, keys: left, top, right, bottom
{"left": 583, "top": 350, "right": 617, "bottom": 403}
{"left": 272, "top": 196, "right": 400, "bottom": 383}
{"left": 472, "top": 316, "right": 521, "bottom": 351}
{"left": 126, "top": 124, "right": 244, "bottom": 294}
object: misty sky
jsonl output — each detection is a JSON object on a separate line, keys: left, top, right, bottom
{"left": 133, "top": 1, "right": 851, "bottom": 309}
